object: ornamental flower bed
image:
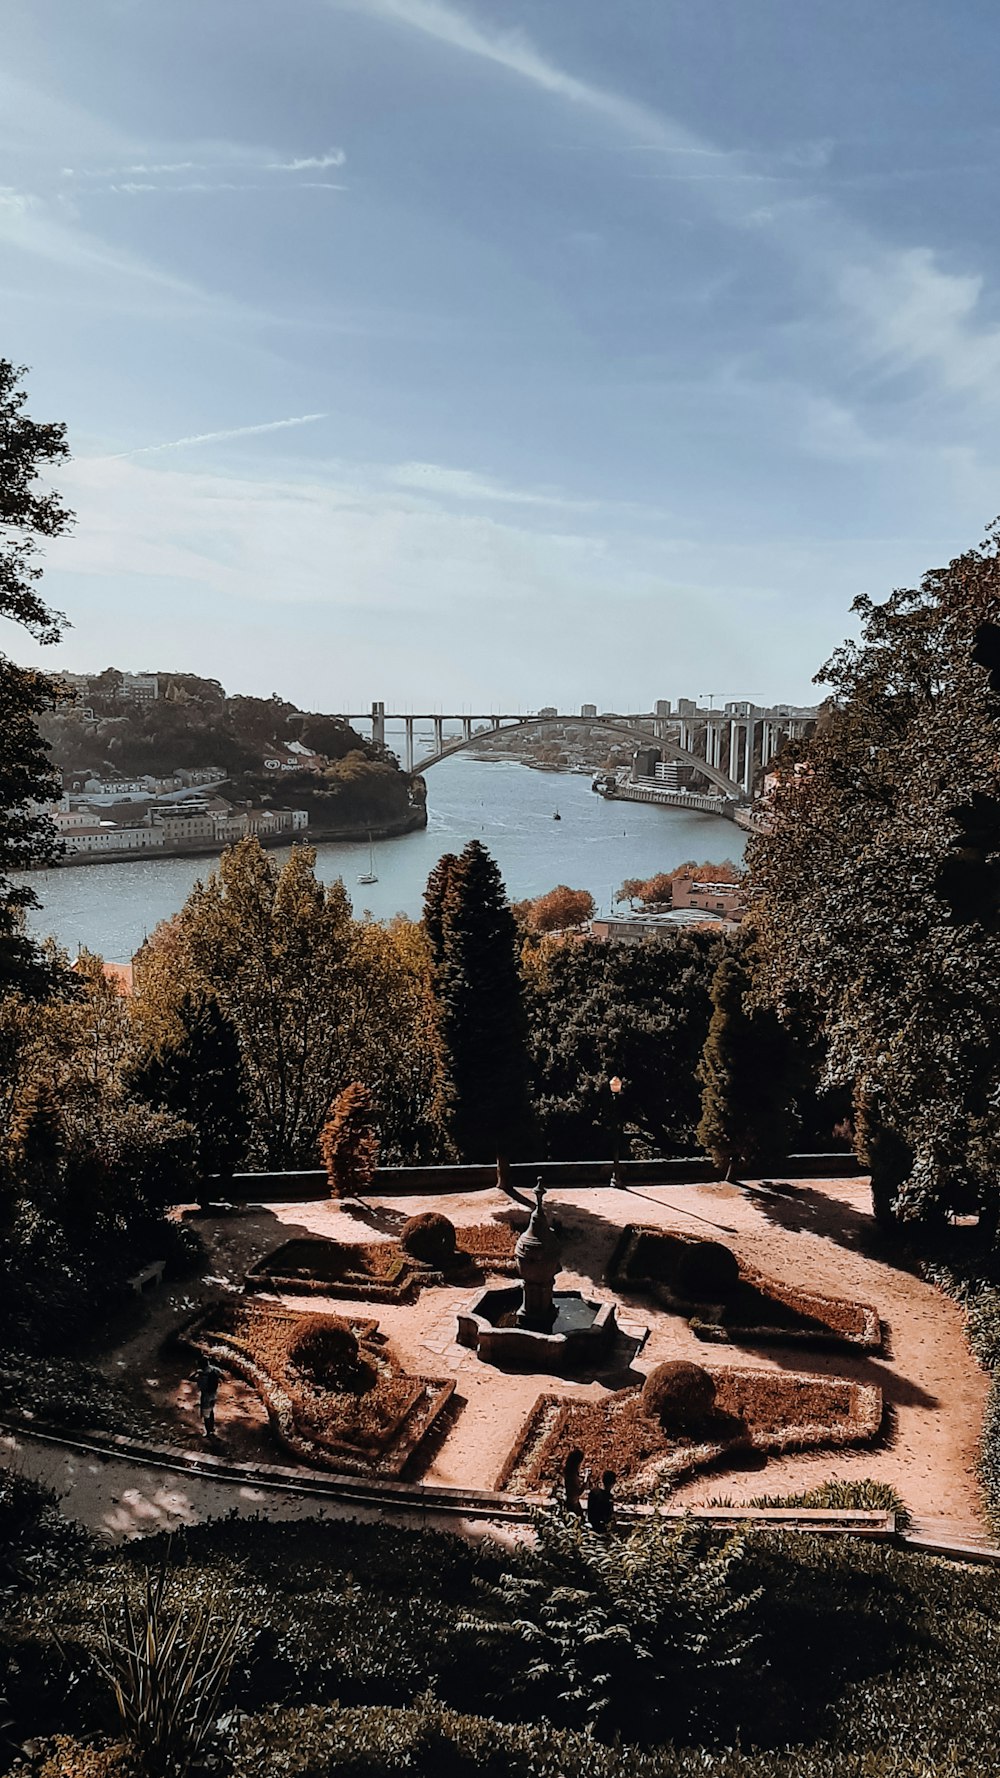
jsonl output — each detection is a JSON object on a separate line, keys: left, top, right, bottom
{"left": 608, "top": 1225, "right": 881, "bottom": 1351}
{"left": 497, "top": 1365, "right": 883, "bottom": 1501}
{"left": 181, "top": 1302, "right": 454, "bottom": 1476}
{"left": 247, "top": 1223, "right": 519, "bottom": 1303}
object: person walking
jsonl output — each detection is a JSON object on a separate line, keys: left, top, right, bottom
{"left": 192, "top": 1357, "right": 224, "bottom": 1437}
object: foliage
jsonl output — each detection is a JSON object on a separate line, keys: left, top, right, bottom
{"left": 95, "top": 1571, "right": 244, "bottom": 1778}
{"left": 134, "top": 848, "right": 450, "bottom": 1169}
{"left": 319, "top": 1083, "right": 379, "bottom": 1198}
{"left": 747, "top": 525, "right": 1000, "bottom": 1224}
{"left": 18, "top": 1510, "right": 1000, "bottom": 1769}
{"left": 0, "top": 1349, "right": 167, "bottom": 1439}
{"left": 125, "top": 992, "right": 247, "bottom": 1191}
{"left": 516, "top": 886, "right": 595, "bottom": 933}
{"left": 0, "top": 360, "right": 74, "bottom": 996}
{"left": 671, "top": 1238, "right": 741, "bottom": 1299}
{"left": 525, "top": 930, "right": 718, "bottom": 1159}
{"left": 460, "top": 1506, "right": 761, "bottom": 1742}
{"left": 424, "top": 842, "right": 534, "bottom": 1164}
{"left": 707, "top": 1479, "right": 910, "bottom": 1529}
{"left": 400, "top": 1212, "right": 457, "bottom": 1266}
{"left": 288, "top": 1314, "right": 364, "bottom": 1389}
{"left": 697, "top": 945, "right": 794, "bottom": 1175}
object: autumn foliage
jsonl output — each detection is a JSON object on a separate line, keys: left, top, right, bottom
{"left": 617, "top": 861, "right": 740, "bottom": 908}
{"left": 519, "top": 885, "right": 596, "bottom": 933}
{"left": 320, "top": 1082, "right": 380, "bottom": 1199}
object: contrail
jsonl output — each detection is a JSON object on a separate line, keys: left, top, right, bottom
{"left": 106, "top": 413, "right": 327, "bottom": 459}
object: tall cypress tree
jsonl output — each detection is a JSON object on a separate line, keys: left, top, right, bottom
{"left": 425, "top": 841, "right": 534, "bottom": 1166}
{"left": 697, "top": 946, "right": 792, "bottom": 1178}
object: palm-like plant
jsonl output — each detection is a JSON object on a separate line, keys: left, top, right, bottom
{"left": 95, "top": 1571, "right": 244, "bottom": 1776}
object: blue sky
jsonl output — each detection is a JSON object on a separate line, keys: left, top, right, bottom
{"left": 3, "top": 0, "right": 1000, "bottom": 712}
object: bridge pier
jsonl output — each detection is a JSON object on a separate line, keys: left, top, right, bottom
{"left": 403, "top": 716, "right": 415, "bottom": 773}
{"left": 433, "top": 716, "right": 444, "bottom": 755}
{"left": 371, "top": 700, "right": 386, "bottom": 752}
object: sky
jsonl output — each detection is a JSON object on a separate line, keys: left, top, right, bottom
{"left": 4, "top": 0, "right": 1000, "bottom": 713}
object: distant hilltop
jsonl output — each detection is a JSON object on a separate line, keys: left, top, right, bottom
{"left": 33, "top": 669, "right": 426, "bottom": 864}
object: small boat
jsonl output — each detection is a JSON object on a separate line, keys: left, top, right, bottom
{"left": 357, "top": 834, "right": 378, "bottom": 884}
{"left": 553, "top": 809, "right": 561, "bottom": 821}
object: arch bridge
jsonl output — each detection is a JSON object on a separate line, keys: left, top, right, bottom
{"left": 334, "top": 705, "right": 797, "bottom": 802}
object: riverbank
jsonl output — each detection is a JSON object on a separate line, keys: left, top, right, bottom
{"left": 31, "top": 805, "right": 428, "bottom": 869}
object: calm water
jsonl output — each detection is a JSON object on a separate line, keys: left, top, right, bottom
{"left": 15, "top": 757, "right": 746, "bottom": 961}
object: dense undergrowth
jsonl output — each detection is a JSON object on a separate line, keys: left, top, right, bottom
{"left": 923, "top": 1255, "right": 1000, "bottom": 1535}
{"left": 5, "top": 1488, "right": 1000, "bottom": 1777}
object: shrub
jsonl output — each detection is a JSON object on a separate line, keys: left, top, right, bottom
{"left": 287, "top": 1315, "right": 366, "bottom": 1391}
{"left": 320, "top": 1083, "right": 380, "bottom": 1199}
{"left": 641, "top": 1361, "right": 717, "bottom": 1428}
{"left": 400, "top": 1213, "right": 457, "bottom": 1266}
{"left": 671, "top": 1239, "right": 740, "bottom": 1300}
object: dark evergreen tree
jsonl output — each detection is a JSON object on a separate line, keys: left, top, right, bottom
{"left": 527, "top": 932, "right": 719, "bottom": 1160}
{"left": 425, "top": 841, "right": 534, "bottom": 1166}
{"left": 697, "top": 946, "right": 793, "bottom": 1178}
{"left": 127, "top": 992, "right": 247, "bottom": 1192}
{"left": 0, "top": 361, "right": 75, "bottom": 996}
{"left": 320, "top": 1081, "right": 380, "bottom": 1198}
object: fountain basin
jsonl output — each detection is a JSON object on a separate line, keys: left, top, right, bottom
{"left": 457, "top": 1283, "right": 618, "bottom": 1369}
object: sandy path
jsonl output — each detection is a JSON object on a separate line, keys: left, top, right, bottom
{"left": 7, "top": 1177, "right": 989, "bottom": 1543}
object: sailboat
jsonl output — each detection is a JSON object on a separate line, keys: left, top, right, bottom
{"left": 357, "top": 834, "right": 378, "bottom": 885}
{"left": 552, "top": 808, "right": 561, "bottom": 821}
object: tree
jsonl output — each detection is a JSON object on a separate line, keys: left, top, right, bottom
{"left": 525, "top": 930, "right": 718, "bottom": 1159}
{"left": 144, "top": 839, "right": 356, "bottom": 1168}
{"left": 522, "top": 885, "right": 595, "bottom": 933}
{"left": 748, "top": 524, "right": 1000, "bottom": 1225}
{"left": 320, "top": 1082, "right": 379, "bottom": 1198}
{"left": 0, "top": 361, "right": 74, "bottom": 995}
{"left": 126, "top": 991, "right": 247, "bottom": 1193}
{"left": 697, "top": 945, "right": 793, "bottom": 1178}
{"left": 424, "top": 841, "right": 534, "bottom": 1167}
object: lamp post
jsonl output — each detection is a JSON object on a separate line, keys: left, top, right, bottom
{"left": 609, "top": 1075, "right": 624, "bottom": 1188}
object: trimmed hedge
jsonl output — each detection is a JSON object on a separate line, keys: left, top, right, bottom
{"left": 924, "top": 1259, "right": 1000, "bottom": 1534}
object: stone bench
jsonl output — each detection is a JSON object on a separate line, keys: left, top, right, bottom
{"left": 128, "top": 1260, "right": 166, "bottom": 1295}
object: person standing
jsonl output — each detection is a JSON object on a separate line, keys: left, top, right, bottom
{"left": 192, "top": 1357, "right": 224, "bottom": 1437}
{"left": 561, "top": 1447, "right": 585, "bottom": 1516}
{"left": 586, "top": 1470, "right": 616, "bottom": 1536}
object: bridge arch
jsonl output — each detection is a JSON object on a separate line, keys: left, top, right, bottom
{"left": 408, "top": 714, "right": 745, "bottom": 799}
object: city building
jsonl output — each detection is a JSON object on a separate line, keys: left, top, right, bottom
{"left": 580, "top": 703, "right": 597, "bottom": 718}
{"left": 671, "top": 878, "right": 747, "bottom": 921}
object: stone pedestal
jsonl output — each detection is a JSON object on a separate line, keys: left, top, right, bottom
{"left": 515, "top": 1179, "right": 561, "bottom": 1331}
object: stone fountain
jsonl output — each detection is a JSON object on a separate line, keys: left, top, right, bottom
{"left": 456, "top": 1179, "right": 618, "bottom": 1368}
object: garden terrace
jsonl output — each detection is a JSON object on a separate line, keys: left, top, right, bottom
{"left": 497, "top": 1366, "right": 882, "bottom": 1499}
{"left": 246, "top": 1223, "right": 519, "bottom": 1302}
{"left": 179, "top": 1302, "right": 453, "bottom": 1477}
{"left": 609, "top": 1224, "right": 881, "bottom": 1350}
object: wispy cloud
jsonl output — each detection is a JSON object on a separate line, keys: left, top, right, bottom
{"left": 345, "top": 0, "right": 1000, "bottom": 414}
{"left": 267, "top": 150, "right": 346, "bottom": 170}
{"left": 388, "top": 460, "right": 595, "bottom": 509}
{"left": 103, "top": 414, "right": 328, "bottom": 459}
{"left": 110, "top": 180, "right": 345, "bottom": 196}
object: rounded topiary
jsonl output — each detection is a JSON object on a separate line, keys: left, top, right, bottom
{"left": 641, "top": 1360, "right": 717, "bottom": 1429}
{"left": 670, "top": 1239, "right": 740, "bottom": 1302}
{"left": 290, "top": 1314, "right": 364, "bottom": 1389}
{"left": 400, "top": 1212, "right": 458, "bottom": 1266}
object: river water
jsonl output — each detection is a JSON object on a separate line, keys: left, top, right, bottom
{"left": 15, "top": 756, "right": 746, "bottom": 961}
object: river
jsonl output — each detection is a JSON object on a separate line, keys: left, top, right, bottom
{"left": 15, "top": 756, "right": 746, "bottom": 961}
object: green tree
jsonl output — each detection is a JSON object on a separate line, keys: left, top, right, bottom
{"left": 748, "top": 524, "right": 1000, "bottom": 1225}
{"left": 126, "top": 991, "right": 247, "bottom": 1194}
{"left": 525, "top": 931, "right": 718, "bottom": 1159}
{"left": 0, "top": 361, "right": 74, "bottom": 995}
{"left": 157, "top": 839, "right": 355, "bottom": 1168}
{"left": 424, "top": 842, "right": 533, "bottom": 1168}
{"left": 697, "top": 945, "right": 793, "bottom": 1177}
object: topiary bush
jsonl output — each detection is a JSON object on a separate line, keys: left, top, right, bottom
{"left": 400, "top": 1213, "right": 458, "bottom": 1267}
{"left": 641, "top": 1361, "right": 717, "bottom": 1429}
{"left": 670, "top": 1239, "right": 740, "bottom": 1301}
{"left": 289, "top": 1314, "right": 366, "bottom": 1391}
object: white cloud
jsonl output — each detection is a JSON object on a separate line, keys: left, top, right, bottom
{"left": 267, "top": 150, "right": 346, "bottom": 170}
